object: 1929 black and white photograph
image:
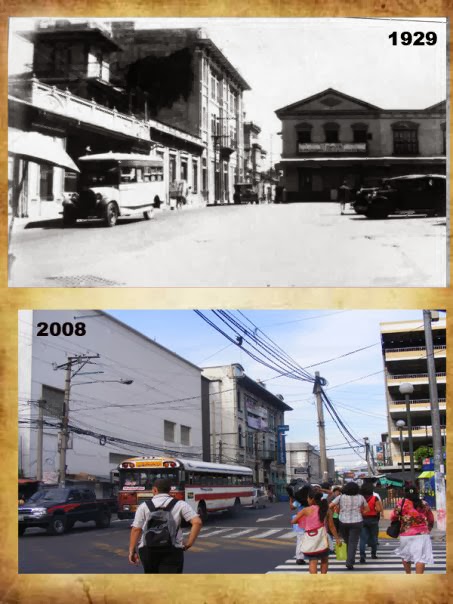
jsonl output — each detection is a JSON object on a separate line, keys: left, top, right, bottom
{"left": 7, "top": 17, "right": 448, "bottom": 288}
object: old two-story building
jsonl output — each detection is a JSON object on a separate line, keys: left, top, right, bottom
{"left": 8, "top": 20, "right": 207, "bottom": 218}
{"left": 275, "top": 88, "right": 446, "bottom": 201}
{"left": 201, "top": 363, "right": 292, "bottom": 498}
{"left": 19, "top": 310, "right": 208, "bottom": 496}
{"left": 110, "top": 23, "right": 250, "bottom": 205}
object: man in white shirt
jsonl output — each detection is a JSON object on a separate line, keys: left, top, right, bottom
{"left": 128, "top": 478, "right": 202, "bottom": 573}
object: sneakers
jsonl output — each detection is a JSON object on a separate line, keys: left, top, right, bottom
{"left": 360, "top": 557, "right": 366, "bottom": 564}
{"left": 346, "top": 563, "right": 354, "bottom": 570}
{"left": 371, "top": 554, "right": 378, "bottom": 559}
{"left": 296, "top": 559, "right": 306, "bottom": 565}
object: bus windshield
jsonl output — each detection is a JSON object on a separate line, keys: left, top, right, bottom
{"left": 81, "top": 163, "right": 119, "bottom": 187}
{"left": 119, "top": 469, "right": 181, "bottom": 490}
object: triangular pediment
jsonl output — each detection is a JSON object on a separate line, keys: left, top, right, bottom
{"left": 276, "top": 88, "right": 381, "bottom": 116}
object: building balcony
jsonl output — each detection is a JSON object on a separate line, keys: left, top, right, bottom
{"left": 385, "top": 345, "right": 446, "bottom": 361}
{"left": 387, "top": 372, "right": 446, "bottom": 387}
{"left": 389, "top": 398, "right": 446, "bottom": 413}
{"left": 260, "top": 449, "right": 276, "bottom": 461}
{"left": 10, "top": 77, "right": 150, "bottom": 141}
{"left": 297, "top": 142, "right": 368, "bottom": 155}
{"left": 390, "top": 424, "right": 446, "bottom": 440}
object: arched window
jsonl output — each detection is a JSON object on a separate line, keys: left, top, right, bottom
{"left": 323, "top": 122, "right": 340, "bottom": 143}
{"left": 392, "top": 121, "right": 419, "bottom": 155}
{"left": 296, "top": 122, "right": 313, "bottom": 145}
{"left": 351, "top": 122, "right": 369, "bottom": 143}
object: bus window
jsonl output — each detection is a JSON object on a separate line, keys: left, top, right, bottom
{"left": 120, "top": 168, "right": 136, "bottom": 183}
{"left": 136, "top": 168, "right": 144, "bottom": 183}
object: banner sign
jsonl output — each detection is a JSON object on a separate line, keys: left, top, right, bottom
{"left": 277, "top": 431, "right": 286, "bottom": 465}
{"left": 298, "top": 142, "right": 367, "bottom": 154}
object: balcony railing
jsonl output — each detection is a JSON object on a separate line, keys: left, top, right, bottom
{"left": 18, "top": 78, "right": 150, "bottom": 141}
{"left": 385, "top": 345, "right": 446, "bottom": 354}
{"left": 388, "top": 372, "right": 446, "bottom": 380}
{"left": 390, "top": 398, "right": 446, "bottom": 406}
{"left": 391, "top": 424, "right": 446, "bottom": 438}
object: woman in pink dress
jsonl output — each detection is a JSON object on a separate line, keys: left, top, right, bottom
{"left": 391, "top": 486, "right": 434, "bottom": 574}
{"left": 291, "top": 488, "right": 342, "bottom": 574}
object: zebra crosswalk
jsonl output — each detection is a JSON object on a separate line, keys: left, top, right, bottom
{"left": 184, "top": 526, "right": 300, "bottom": 541}
{"left": 267, "top": 540, "right": 447, "bottom": 574}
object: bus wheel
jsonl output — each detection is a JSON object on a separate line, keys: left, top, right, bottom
{"left": 143, "top": 210, "right": 154, "bottom": 220}
{"left": 104, "top": 202, "right": 118, "bottom": 227}
{"left": 197, "top": 501, "right": 208, "bottom": 523}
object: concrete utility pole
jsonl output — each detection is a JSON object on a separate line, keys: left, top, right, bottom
{"left": 314, "top": 372, "right": 328, "bottom": 482}
{"left": 54, "top": 354, "right": 99, "bottom": 486}
{"left": 36, "top": 399, "right": 47, "bottom": 481}
{"left": 423, "top": 310, "right": 446, "bottom": 531}
{"left": 364, "top": 437, "right": 373, "bottom": 476}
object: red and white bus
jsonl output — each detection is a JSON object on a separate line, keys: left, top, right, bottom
{"left": 117, "top": 456, "right": 254, "bottom": 521}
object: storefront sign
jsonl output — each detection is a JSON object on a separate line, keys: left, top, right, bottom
{"left": 298, "top": 143, "right": 367, "bottom": 153}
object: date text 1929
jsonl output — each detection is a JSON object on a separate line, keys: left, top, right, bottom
{"left": 37, "top": 322, "right": 86, "bottom": 336}
{"left": 389, "top": 32, "right": 437, "bottom": 46}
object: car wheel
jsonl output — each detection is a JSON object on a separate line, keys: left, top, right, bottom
{"left": 96, "top": 511, "right": 111, "bottom": 529}
{"left": 47, "top": 516, "right": 67, "bottom": 536}
{"left": 19, "top": 525, "right": 26, "bottom": 537}
{"left": 143, "top": 210, "right": 154, "bottom": 220}
{"left": 104, "top": 202, "right": 119, "bottom": 227}
{"left": 197, "top": 502, "right": 208, "bottom": 523}
{"left": 365, "top": 209, "right": 388, "bottom": 219}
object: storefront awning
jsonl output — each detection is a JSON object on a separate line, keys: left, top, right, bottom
{"left": 8, "top": 128, "right": 79, "bottom": 172}
{"left": 418, "top": 471, "right": 435, "bottom": 478}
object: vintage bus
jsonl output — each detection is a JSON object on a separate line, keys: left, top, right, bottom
{"left": 117, "top": 456, "right": 254, "bottom": 521}
{"left": 62, "top": 152, "right": 166, "bottom": 227}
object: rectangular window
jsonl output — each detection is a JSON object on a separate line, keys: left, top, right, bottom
{"left": 164, "top": 420, "right": 175, "bottom": 442}
{"left": 297, "top": 130, "right": 311, "bottom": 144}
{"left": 353, "top": 129, "right": 367, "bottom": 143}
{"left": 393, "top": 129, "right": 418, "bottom": 155}
{"left": 41, "top": 385, "right": 64, "bottom": 419}
{"left": 181, "top": 425, "right": 191, "bottom": 446}
{"left": 169, "top": 156, "right": 177, "bottom": 182}
{"left": 237, "top": 389, "right": 242, "bottom": 411}
{"left": 325, "top": 129, "right": 339, "bottom": 143}
{"left": 192, "top": 160, "right": 198, "bottom": 193}
{"left": 211, "top": 75, "right": 217, "bottom": 100}
{"left": 180, "top": 160, "right": 188, "bottom": 181}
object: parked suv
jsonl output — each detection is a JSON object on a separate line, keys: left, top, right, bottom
{"left": 18, "top": 487, "right": 112, "bottom": 536}
{"left": 352, "top": 174, "right": 446, "bottom": 219}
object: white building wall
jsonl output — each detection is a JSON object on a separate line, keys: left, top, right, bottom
{"left": 19, "top": 310, "right": 203, "bottom": 481}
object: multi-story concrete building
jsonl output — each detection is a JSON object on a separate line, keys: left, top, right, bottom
{"left": 380, "top": 317, "right": 446, "bottom": 471}
{"left": 286, "top": 442, "right": 335, "bottom": 483}
{"left": 275, "top": 87, "right": 446, "bottom": 201}
{"left": 201, "top": 364, "right": 292, "bottom": 497}
{"left": 19, "top": 310, "right": 206, "bottom": 494}
{"left": 110, "top": 23, "right": 250, "bottom": 205}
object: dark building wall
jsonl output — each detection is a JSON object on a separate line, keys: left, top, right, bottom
{"left": 111, "top": 24, "right": 201, "bottom": 137}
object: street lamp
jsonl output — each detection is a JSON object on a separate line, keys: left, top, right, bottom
{"left": 395, "top": 419, "right": 406, "bottom": 474}
{"left": 399, "top": 382, "right": 415, "bottom": 484}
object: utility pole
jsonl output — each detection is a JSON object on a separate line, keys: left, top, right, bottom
{"left": 54, "top": 354, "right": 99, "bottom": 486}
{"left": 218, "top": 440, "right": 223, "bottom": 463}
{"left": 314, "top": 372, "right": 328, "bottom": 482}
{"left": 364, "top": 437, "right": 373, "bottom": 476}
{"left": 36, "top": 399, "right": 47, "bottom": 481}
{"left": 423, "top": 310, "right": 446, "bottom": 531}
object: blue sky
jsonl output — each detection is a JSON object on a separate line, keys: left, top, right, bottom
{"left": 107, "top": 309, "right": 424, "bottom": 469}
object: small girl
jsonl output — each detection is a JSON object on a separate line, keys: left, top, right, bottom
{"left": 292, "top": 488, "right": 342, "bottom": 574}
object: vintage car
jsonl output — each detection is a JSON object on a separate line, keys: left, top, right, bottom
{"left": 233, "top": 183, "right": 259, "bottom": 205}
{"left": 352, "top": 174, "right": 446, "bottom": 219}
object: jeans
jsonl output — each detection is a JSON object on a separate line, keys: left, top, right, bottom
{"left": 360, "top": 517, "right": 379, "bottom": 558}
{"left": 340, "top": 521, "right": 363, "bottom": 566}
{"left": 138, "top": 546, "right": 184, "bottom": 573}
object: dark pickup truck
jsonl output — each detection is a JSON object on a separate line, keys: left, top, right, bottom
{"left": 19, "top": 487, "right": 112, "bottom": 536}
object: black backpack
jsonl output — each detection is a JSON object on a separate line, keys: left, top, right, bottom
{"left": 144, "top": 498, "right": 178, "bottom": 548}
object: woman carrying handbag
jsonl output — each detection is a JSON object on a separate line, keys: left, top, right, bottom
{"left": 291, "top": 488, "right": 342, "bottom": 574}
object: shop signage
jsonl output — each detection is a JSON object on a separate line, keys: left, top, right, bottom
{"left": 298, "top": 142, "right": 367, "bottom": 153}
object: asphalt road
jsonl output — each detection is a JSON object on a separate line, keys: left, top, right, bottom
{"left": 9, "top": 203, "right": 447, "bottom": 287}
{"left": 19, "top": 501, "right": 295, "bottom": 574}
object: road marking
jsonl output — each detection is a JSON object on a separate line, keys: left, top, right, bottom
{"left": 223, "top": 529, "right": 256, "bottom": 538}
{"left": 198, "top": 528, "right": 234, "bottom": 538}
{"left": 250, "top": 529, "right": 282, "bottom": 539}
{"left": 256, "top": 515, "right": 283, "bottom": 522}
{"left": 277, "top": 530, "right": 297, "bottom": 539}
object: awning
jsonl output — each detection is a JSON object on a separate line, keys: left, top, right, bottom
{"left": 418, "top": 471, "right": 435, "bottom": 478}
{"left": 8, "top": 128, "right": 79, "bottom": 172}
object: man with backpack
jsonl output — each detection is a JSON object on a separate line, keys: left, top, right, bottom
{"left": 128, "top": 478, "right": 202, "bottom": 573}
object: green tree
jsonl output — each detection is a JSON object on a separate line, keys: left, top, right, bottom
{"left": 413, "top": 446, "right": 433, "bottom": 468}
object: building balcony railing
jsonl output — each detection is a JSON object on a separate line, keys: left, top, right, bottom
{"left": 387, "top": 372, "right": 446, "bottom": 384}
{"left": 389, "top": 398, "right": 446, "bottom": 411}
{"left": 297, "top": 142, "right": 368, "bottom": 155}
{"left": 385, "top": 345, "right": 446, "bottom": 361}
{"left": 390, "top": 424, "right": 446, "bottom": 439}
{"left": 12, "top": 77, "right": 150, "bottom": 141}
